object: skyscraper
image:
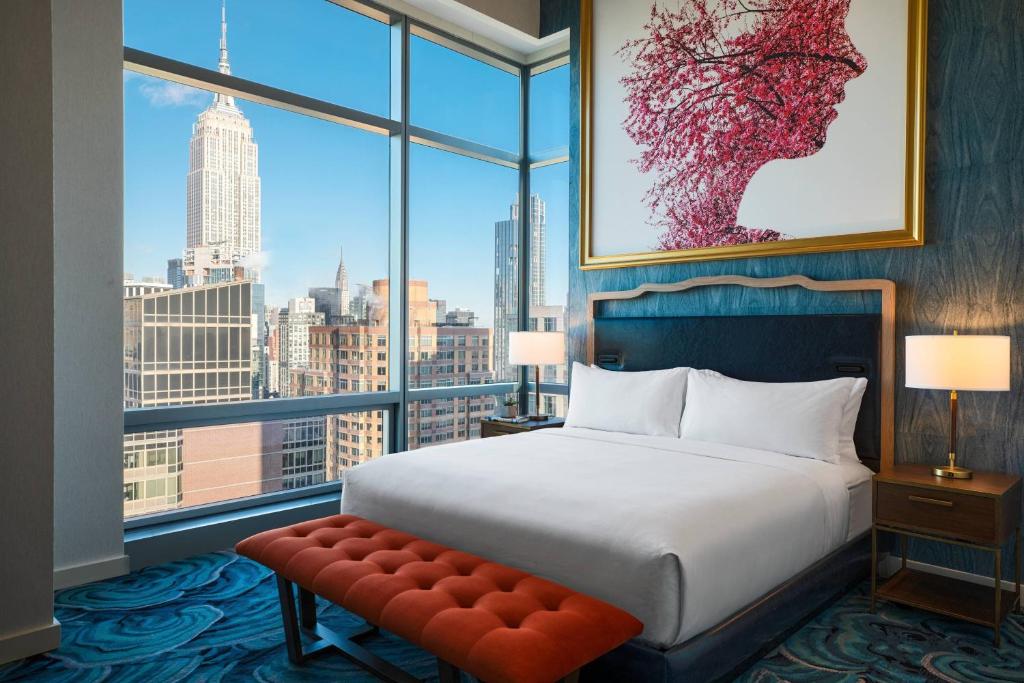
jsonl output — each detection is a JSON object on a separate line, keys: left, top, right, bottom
{"left": 278, "top": 297, "right": 324, "bottom": 397}
{"left": 525, "top": 195, "right": 546, "bottom": 307}
{"left": 166, "top": 258, "right": 184, "bottom": 289}
{"left": 122, "top": 279, "right": 256, "bottom": 515}
{"left": 179, "top": 4, "right": 266, "bottom": 398}
{"left": 335, "top": 247, "right": 350, "bottom": 317}
{"left": 308, "top": 287, "right": 342, "bottom": 324}
{"left": 308, "top": 249, "right": 353, "bottom": 325}
{"left": 185, "top": 2, "right": 261, "bottom": 271}
{"left": 493, "top": 193, "right": 547, "bottom": 382}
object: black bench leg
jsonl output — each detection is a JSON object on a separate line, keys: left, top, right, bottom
{"left": 275, "top": 575, "right": 304, "bottom": 665}
{"left": 438, "top": 659, "right": 461, "bottom": 683}
{"left": 298, "top": 586, "right": 317, "bottom": 629}
{"left": 560, "top": 670, "right": 580, "bottom": 683}
{"left": 273, "top": 573, "right": 419, "bottom": 683}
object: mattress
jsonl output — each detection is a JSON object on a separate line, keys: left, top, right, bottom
{"left": 842, "top": 460, "right": 874, "bottom": 541}
{"left": 341, "top": 427, "right": 859, "bottom": 648}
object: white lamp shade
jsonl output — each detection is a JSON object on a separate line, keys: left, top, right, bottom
{"left": 905, "top": 335, "right": 1010, "bottom": 391}
{"left": 508, "top": 331, "right": 565, "bottom": 365}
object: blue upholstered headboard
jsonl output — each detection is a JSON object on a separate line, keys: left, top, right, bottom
{"left": 584, "top": 275, "right": 896, "bottom": 472}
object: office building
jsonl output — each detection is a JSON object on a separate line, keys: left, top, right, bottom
{"left": 493, "top": 193, "right": 547, "bottom": 382}
{"left": 166, "top": 258, "right": 184, "bottom": 288}
{"left": 277, "top": 297, "right": 325, "bottom": 397}
{"left": 293, "top": 279, "right": 493, "bottom": 478}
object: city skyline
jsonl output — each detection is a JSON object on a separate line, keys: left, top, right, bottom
{"left": 121, "top": 0, "right": 569, "bottom": 517}
{"left": 124, "top": 0, "right": 569, "bottom": 323}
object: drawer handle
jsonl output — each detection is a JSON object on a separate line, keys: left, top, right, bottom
{"left": 908, "top": 495, "right": 953, "bottom": 508}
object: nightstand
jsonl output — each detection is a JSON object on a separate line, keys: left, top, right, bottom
{"left": 871, "top": 464, "right": 1022, "bottom": 645}
{"left": 480, "top": 416, "right": 564, "bottom": 439}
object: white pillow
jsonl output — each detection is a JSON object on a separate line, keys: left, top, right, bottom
{"left": 679, "top": 371, "right": 858, "bottom": 464}
{"left": 838, "top": 377, "right": 868, "bottom": 463}
{"left": 565, "top": 362, "right": 688, "bottom": 437}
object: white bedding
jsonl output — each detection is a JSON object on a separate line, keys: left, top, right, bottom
{"left": 341, "top": 427, "right": 858, "bottom": 648}
{"left": 842, "top": 460, "right": 874, "bottom": 541}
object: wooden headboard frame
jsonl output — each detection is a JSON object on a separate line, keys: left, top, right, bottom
{"left": 586, "top": 274, "right": 896, "bottom": 470}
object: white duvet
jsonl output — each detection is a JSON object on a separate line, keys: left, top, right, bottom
{"left": 340, "top": 427, "right": 851, "bottom": 648}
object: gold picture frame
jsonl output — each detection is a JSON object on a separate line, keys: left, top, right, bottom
{"left": 580, "top": 0, "right": 928, "bottom": 270}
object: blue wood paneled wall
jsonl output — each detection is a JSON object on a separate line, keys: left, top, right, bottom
{"left": 542, "top": 0, "right": 1024, "bottom": 577}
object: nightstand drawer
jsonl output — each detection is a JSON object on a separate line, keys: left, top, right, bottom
{"left": 875, "top": 482, "right": 996, "bottom": 543}
{"left": 483, "top": 423, "right": 521, "bottom": 437}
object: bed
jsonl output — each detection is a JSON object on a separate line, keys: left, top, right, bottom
{"left": 343, "top": 427, "right": 874, "bottom": 647}
{"left": 341, "top": 275, "right": 896, "bottom": 681}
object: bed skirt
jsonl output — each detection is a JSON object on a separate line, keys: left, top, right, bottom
{"left": 582, "top": 533, "right": 871, "bottom": 683}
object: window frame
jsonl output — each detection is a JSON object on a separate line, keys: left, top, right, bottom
{"left": 122, "top": 0, "right": 569, "bottom": 528}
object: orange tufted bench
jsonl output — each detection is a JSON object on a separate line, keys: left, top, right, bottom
{"left": 236, "top": 514, "right": 642, "bottom": 683}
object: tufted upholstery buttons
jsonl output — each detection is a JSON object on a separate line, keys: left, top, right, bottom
{"left": 237, "top": 514, "right": 643, "bottom": 683}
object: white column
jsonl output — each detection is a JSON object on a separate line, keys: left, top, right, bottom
{"left": 51, "top": 0, "right": 129, "bottom": 590}
{"left": 0, "top": 0, "right": 61, "bottom": 664}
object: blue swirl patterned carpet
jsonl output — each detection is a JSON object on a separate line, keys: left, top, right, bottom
{"left": 0, "top": 551, "right": 1020, "bottom": 682}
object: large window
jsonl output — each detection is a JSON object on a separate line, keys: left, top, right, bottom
{"left": 408, "top": 145, "right": 518, "bottom": 387}
{"left": 529, "top": 63, "right": 570, "bottom": 158}
{"left": 123, "top": 0, "right": 390, "bottom": 115}
{"left": 410, "top": 32, "right": 519, "bottom": 153}
{"left": 123, "top": 411, "right": 387, "bottom": 516}
{"left": 404, "top": 52, "right": 520, "bottom": 449}
{"left": 124, "top": 75, "right": 390, "bottom": 406}
{"left": 123, "top": 1, "right": 568, "bottom": 520}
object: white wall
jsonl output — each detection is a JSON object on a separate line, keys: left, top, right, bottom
{"left": 51, "top": 0, "right": 128, "bottom": 590}
{"left": 0, "top": 1, "right": 61, "bottom": 664}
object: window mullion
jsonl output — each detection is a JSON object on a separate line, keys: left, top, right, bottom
{"left": 123, "top": 47, "right": 398, "bottom": 137}
{"left": 517, "top": 63, "right": 531, "bottom": 413}
{"left": 389, "top": 14, "right": 411, "bottom": 453}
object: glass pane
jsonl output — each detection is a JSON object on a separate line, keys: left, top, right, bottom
{"left": 530, "top": 392, "right": 568, "bottom": 419}
{"left": 410, "top": 35, "right": 519, "bottom": 152}
{"left": 124, "top": 0, "right": 390, "bottom": 117}
{"left": 527, "top": 162, "right": 570, "bottom": 379}
{"left": 124, "top": 73, "right": 389, "bottom": 410}
{"left": 407, "top": 396, "right": 497, "bottom": 448}
{"left": 123, "top": 410, "right": 388, "bottom": 518}
{"left": 294, "top": 326, "right": 391, "bottom": 397}
{"left": 408, "top": 144, "right": 519, "bottom": 386}
{"left": 529, "top": 64, "right": 569, "bottom": 158}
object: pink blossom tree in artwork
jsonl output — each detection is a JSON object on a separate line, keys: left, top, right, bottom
{"left": 620, "top": 0, "right": 867, "bottom": 250}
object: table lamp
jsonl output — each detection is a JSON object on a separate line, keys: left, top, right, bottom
{"left": 508, "top": 331, "right": 565, "bottom": 420}
{"left": 905, "top": 332, "right": 1010, "bottom": 479}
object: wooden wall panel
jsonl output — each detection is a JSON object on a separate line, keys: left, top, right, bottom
{"left": 545, "top": 0, "right": 1024, "bottom": 577}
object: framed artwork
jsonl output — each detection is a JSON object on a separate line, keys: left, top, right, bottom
{"left": 580, "top": 0, "right": 927, "bottom": 269}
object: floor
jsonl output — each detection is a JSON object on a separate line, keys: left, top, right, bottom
{"left": 0, "top": 552, "right": 1021, "bottom": 682}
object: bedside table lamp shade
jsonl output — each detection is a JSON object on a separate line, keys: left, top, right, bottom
{"left": 906, "top": 335, "right": 1010, "bottom": 392}
{"left": 509, "top": 332, "right": 564, "bottom": 420}
{"left": 905, "top": 334, "right": 1010, "bottom": 478}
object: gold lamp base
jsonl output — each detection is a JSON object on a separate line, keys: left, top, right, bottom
{"left": 934, "top": 451, "right": 972, "bottom": 479}
{"left": 933, "top": 465, "right": 973, "bottom": 479}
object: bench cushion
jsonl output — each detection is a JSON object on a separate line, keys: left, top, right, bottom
{"left": 237, "top": 514, "right": 643, "bottom": 683}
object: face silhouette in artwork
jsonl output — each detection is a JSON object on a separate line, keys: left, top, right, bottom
{"left": 619, "top": 0, "right": 867, "bottom": 250}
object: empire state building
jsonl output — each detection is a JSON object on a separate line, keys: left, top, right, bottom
{"left": 186, "top": 3, "right": 261, "bottom": 273}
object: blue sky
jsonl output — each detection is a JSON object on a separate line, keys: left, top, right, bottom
{"left": 123, "top": 0, "right": 569, "bottom": 326}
